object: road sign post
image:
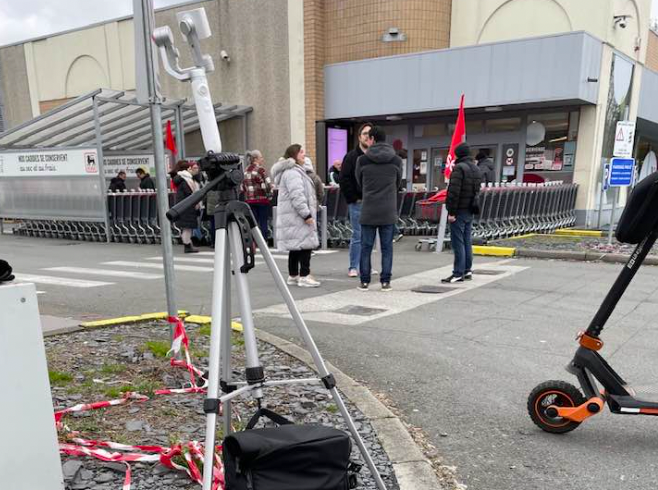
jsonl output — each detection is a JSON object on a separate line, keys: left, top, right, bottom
{"left": 607, "top": 157, "right": 635, "bottom": 244}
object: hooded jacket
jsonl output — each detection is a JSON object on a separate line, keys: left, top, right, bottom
{"left": 355, "top": 142, "right": 402, "bottom": 226}
{"left": 271, "top": 158, "right": 319, "bottom": 251}
{"left": 108, "top": 177, "right": 126, "bottom": 192}
{"left": 446, "top": 156, "right": 483, "bottom": 215}
{"left": 139, "top": 174, "right": 156, "bottom": 190}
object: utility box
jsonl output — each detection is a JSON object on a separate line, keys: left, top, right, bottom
{"left": 0, "top": 283, "right": 64, "bottom": 489}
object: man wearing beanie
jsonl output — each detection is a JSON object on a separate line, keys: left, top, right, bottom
{"left": 442, "top": 142, "right": 483, "bottom": 284}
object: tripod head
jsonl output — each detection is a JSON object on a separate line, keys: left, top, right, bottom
{"left": 166, "top": 152, "right": 242, "bottom": 222}
{"left": 154, "top": 7, "right": 222, "bottom": 153}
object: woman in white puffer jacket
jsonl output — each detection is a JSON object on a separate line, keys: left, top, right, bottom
{"left": 271, "top": 144, "right": 321, "bottom": 288}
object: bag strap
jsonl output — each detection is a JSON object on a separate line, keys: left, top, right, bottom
{"left": 246, "top": 408, "right": 294, "bottom": 429}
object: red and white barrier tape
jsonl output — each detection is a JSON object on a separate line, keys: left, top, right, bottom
{"left": 56, "top": 316, "right": 225, "bottom": 490}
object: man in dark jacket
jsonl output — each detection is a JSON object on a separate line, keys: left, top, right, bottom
{"left": 339, "top": 122, "right": 373, "bottom": 277}
{"left": 442, "top": 142, "right": 483, "bottom": 284}
{"left": 108, "top": 171, "right": 127, "bottom": 192}
{"left": 355, "top": 126, "right": 401, "bottom": 291}
{"left": 135, "top": 168, "right": 156, "bottom": 190}
{"left": 475, "top": 150, "right": 496, "bottom": 185}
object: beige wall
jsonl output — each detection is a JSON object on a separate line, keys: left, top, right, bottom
{"left": 0, "top": 0, "right": 291, "bottom": 167}
{"left": 451, "top": 0, "right": 651, "bottom": 62}
{"left": 646, "top": 30, "right": 658, "bottom": 71}
{"left": 0, "top": 44, "right": 33, "bottom": 129}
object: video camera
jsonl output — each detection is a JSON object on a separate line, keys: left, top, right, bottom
{"left": 199, "top": 151, "right": 243, "bottom": 187}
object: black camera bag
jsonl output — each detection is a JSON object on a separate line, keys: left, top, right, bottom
{"left": 222, "top": 408, "right": 360, "bottom": 490}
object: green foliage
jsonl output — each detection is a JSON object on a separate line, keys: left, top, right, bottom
{"left": 143, "top": 340, "right": 171, "bottom": 358}
{"left": 326, "top": 404, "right": 339, "bottom": 414}
{"left": 49, "top": 370, "right": 73, "bottom": 385}
{"left": 101, "top": 363, "right": 127, "bottom": 375}
{"left": 198, "top": 325, "right": 212, "bottom": 336}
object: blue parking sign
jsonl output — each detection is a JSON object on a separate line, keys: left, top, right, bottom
{"left": 609, "top": 158, "right": 635, "bottom": 187}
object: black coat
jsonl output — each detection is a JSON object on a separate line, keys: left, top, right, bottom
{"left": 108, "top": 177, "right": 126, "bottom": 192}
{"left": 338, "top": 146, "right": 364, "bottom": 204}
{"left": 355, "top": 143, "right": 402, "bottom": 226}
{"left": 446, "top": 157, "right": 483, "bottom": 215}
{"left": 139, "top": 174, "right": 156, "bottom": 190}
{"left": 172, "top": 175, "right": 199, "bottom": 229}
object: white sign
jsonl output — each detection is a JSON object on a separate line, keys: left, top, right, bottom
{"left": 0, "top": 149, "right": 98, "bottom": 177}
{"left": 613, "top": 120, "right": 636, "bottom": 158}
{"left": 103, "top": 154, "right": 157, "bottom": 177}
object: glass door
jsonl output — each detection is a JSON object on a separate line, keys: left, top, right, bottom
{"left": 429, "top": 147, "right": 449, "bottom": 190}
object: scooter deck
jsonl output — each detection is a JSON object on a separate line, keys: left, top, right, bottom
{"left": 608, "top": 385, "right": 658, "bottom": 414}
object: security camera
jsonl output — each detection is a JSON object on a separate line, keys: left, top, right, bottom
{"left": 220, "top": 50, "right": 231, "bottom": 62}
{"left": 614, "top": 15, "right": 630, "bottom": 29}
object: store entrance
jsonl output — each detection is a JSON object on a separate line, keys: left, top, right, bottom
{"left": 414, "top": 145, "right": 498, "bottom": 191}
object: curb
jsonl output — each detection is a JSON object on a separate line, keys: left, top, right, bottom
{"left": 472, "top": 245, "right": 516, "bottom": 257}
{"left": 255, "top": 329, "right": 445, "bottom": 490}
{"left": 515, "top": 248, "right": 658, "bottom": 265}
{"left": 79, "top": 310, "right": 189, "bottom": 329}
{"left": 185, "top": 315, "right": 244, "bottom": 332}
{"left": 554, "top": 229, "right": 603, "bottom": 237}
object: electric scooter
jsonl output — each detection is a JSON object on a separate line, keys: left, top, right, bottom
{"left": 528, "top": 172, "right": 658, "bottom": 433}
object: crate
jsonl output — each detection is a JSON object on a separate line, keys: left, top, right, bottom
{"left": 414, "top": 200, "right": 443, "bottom": 223}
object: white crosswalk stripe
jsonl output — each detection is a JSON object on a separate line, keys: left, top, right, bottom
{"left": 15, "top": 274, "right": 114, "bottom": 288}
{"left": 102, "top": 261, "right": 214, "bottom": 273}
{"left": 146, "top": 256, "right": 215, "bottom": 264}
{"left": 43, "top": 266, "right": 163, "bottom": 280}
{"left": 255, "top": 262, "right": 528, "bottom": 326}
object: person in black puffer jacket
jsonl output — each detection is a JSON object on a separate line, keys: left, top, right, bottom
{"left": 442, "top": 142, "right": 483, "bottom": 284}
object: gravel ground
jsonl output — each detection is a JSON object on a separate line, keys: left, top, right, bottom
{"left": 48, "top": 321, "right": 399, "bottom": 490}
{"left": 491, "top": 235, "right": 655, "bottom": 255}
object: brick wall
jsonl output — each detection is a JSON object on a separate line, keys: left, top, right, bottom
{"left": 647, "top": 30, "right": 658, "bottom": 72}
{"left": 39, "top": 98, "right": 73, "bottom": 114}
{"left": 303, "top": 0, "right": 452, "bottom": 165}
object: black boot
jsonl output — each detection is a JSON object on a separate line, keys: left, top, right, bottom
{"left": 184, "top": 243, "right": 198, "bottom": 254}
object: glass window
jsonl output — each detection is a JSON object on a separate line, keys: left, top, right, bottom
{"left": 485, "top": 117, "right": 521, "bottom": 133}
{"left": 524, "top": 112, "right": 574, "bottom": 181}
{"left": 414, "top": 123, "right": 447, "bottom": 137}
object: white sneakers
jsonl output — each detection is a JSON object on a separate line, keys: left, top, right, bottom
{"left": 298, "top": 275, "right": 321, "bottom": 288}
{"left": 287, "top": 275, "right": 321, "bottom": 288}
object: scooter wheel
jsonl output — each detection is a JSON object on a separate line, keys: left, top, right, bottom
{"left": 528, "top": 380, "right": 586, "bottom": 434}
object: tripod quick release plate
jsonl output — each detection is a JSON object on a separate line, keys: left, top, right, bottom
{"left": 200, "top": 151, "right": 242, "bottom": 184}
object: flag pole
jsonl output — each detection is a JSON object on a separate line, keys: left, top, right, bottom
{"left": 435, "top": 94, "right": 466, "bottom": 254}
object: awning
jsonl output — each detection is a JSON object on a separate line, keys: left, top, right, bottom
{"left": 0, "top": 88, "right": 252, "bottom": 152}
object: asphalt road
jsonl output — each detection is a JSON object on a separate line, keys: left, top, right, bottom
{"left": 4, "top": 233, "right": 658, "bottom": 489}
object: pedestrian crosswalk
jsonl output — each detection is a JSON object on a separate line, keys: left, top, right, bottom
{"left": 13, "top": 248, "right": 338, "bottom": 294}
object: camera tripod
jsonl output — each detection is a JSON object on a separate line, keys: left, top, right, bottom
{"left": 166, "top": 153, "right": 388, "bottom": 490}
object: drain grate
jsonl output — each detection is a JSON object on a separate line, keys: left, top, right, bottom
{"left": 335, "top": 305, "right": 388, "bottom": 316}
{"left": 411, "top": 285, "right": 454, "bottom": 294}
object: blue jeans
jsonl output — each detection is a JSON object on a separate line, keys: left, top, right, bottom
{"left": 348, "top": 203, "right": 362, "bottom": 271}
{"left": 248, "top": 202, "right": 270, "bottom": 241}
{"left": 360, "top": 224, "right": 394, "bottom": 284}
{"left": 450, "top": 212, "right": 473, "bottom": 277}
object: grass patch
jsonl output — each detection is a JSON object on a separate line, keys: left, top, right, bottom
{"left": 326, "top": 404, "right": 339, "bottom": 414}
{"left": 49, "top": 370, "right": 73, "bottom": 385}
{"left": 101, "top": 363, "right": 127, "bottom": 375}
{"left": 112, "top": 334, "right": 125, "bottom": 342}
{"left": 104, "top": 384, "right": 134, "bottom": 399}
{"left": 198, "top": 325, "right": 212, "bottom": 336}
{"left": 143, "top": 340, "right": 171, "bottom": 358}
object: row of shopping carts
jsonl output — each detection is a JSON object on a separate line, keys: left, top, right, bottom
{"left": 412, "top": 181, "right": 578, "bottom": 245}
{"left": 11, "top": 182, "right": 578, "bottom": 245}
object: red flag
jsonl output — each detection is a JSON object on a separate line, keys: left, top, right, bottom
{"left": 444, "top": 94, "right": 466, "bottom": 180}
{"left": 165, "top": 120, "right": 177, "bottom": 156}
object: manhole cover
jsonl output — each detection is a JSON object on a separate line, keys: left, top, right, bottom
{"left": 473, "top": 269, "right": 504, "bottom": 275}
{"left": 335, "top": 305, "right": 387, "bottom": 316}
{"left": 411, "top": 285, "right": 454, "bottom": 294}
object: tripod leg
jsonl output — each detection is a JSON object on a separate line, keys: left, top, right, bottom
{"left": 251, "top": 228, "right": 388, "bottom": 490}
{"left": 221, "top": 239, "right": 233, "bottom": 437}
{"left": 202, "top": 228, "right": 230, "bottom": 490}
{"left": 228, "top": 221, "right": 264, "bottom": 398}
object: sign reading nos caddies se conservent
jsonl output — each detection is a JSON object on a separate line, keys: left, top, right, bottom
{"left": 0, "top": 149, "right": 99, "bottom": 177}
